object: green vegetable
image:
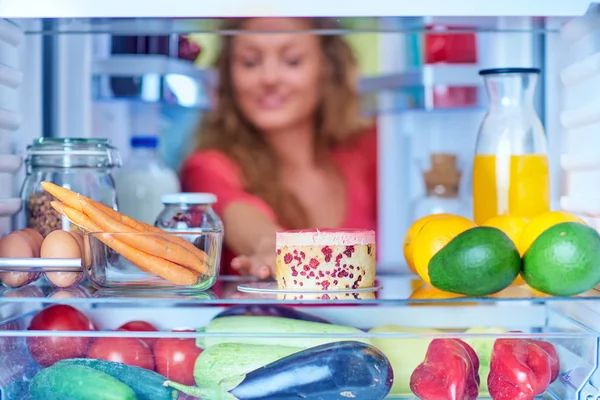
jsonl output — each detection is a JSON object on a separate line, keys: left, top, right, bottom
{"left": 369, "top": 325, "right": 441, "bottom": 396}
{"left": 199, "top": 316, "right": 370, "bottom": 349}
{"left": 194, "top": 343, "right": 302, "bottom": 387}
{"left": 463, "top": 326, "right": 508, "bottom": 396}
{"left": 55, "top": 358, "right": 176, "bottom": 400}
{"left": 429, "top": 226, "right": 521, "bottom": 296}
{"left": 29, "top": 364, "right": 137, "bottom": 400}
{"left": 524, "top": 222, "right": 600, "bottom": 296}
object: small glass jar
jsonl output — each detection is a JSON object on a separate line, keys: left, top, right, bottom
{"left": 155, "top": 193, "right": 224, "bottom": 232}
{"left": 155, "top": 193, "right": 224, "bottom": 275}
{"left": 20, "top": 138, "right": 121, "bottom": 237}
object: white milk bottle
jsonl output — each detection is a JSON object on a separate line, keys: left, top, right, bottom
{"left": 114, "top": 136, "right": 181, "bottom": 224}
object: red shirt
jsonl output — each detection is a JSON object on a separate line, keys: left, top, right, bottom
{"left": 180, "top": 127, "right": 378, "bottom": 275}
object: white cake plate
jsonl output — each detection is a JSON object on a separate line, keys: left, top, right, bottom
{"left": 237, "top": 281, "right": 383, "bottom": 294}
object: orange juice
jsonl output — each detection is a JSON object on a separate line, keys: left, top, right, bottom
{"left": 473, "top": 154, "right": 550, "bottom": 224}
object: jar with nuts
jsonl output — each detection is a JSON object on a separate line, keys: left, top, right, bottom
{"left": 20, "top": 138, "right": 121, "bottom": 237}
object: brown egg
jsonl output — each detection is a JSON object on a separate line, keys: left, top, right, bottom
{"left": 41, "top": 230, "right": 83, "bottom": 288}
{"left": 69, "top": 230, "right": 85, "bottom": 253}
{"left": 0, "top": 232, "right": 39, "bottom": 288}
{"left": 19, "top": 229, "right": 44, "bottom": 257}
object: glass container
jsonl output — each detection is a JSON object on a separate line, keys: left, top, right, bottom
{"left": 20, "top": 138, "right": 121, "bottom": 237}
{"left": 85, "top": 231, "right": 222, "bottom": 290}
{"left": 472, "top": 68, "right": 549, "bottom": 225}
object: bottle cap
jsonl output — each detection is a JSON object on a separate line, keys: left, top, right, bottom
{"left": 424, "top": 153, "right": 461, "bottom": 198}
{"left": 161, "top": 193, "right": 218, "bottom": 205}
{"left": 130, "top": 136, "right": 159, "bottom": 149}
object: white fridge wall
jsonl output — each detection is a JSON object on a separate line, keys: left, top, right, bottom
{"left": 0, "top": 19, "right": 41, "bottom": 235}
{"left": 560, "top": 5, "right": 600, "bottom": 228}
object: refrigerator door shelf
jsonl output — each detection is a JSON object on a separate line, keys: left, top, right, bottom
{"left": 0, "top": 155, "right": 21, "bottom": 174}
{"left": 0, "top": 108, "right": 21, "bottom": 132}
{"left": 0, "top": 198, "right": 21, "bottom": 217}
{"left": 0, "top": 63, "right": 23, "bottom": 89}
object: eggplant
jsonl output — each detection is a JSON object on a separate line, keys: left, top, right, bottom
{"left": 213, "top": 305, "right": 331, "bottom": 324}
{"left": 166, "top": 341, "right": 393, "bottom": 400}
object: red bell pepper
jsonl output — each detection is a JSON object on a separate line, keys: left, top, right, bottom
{"left": 410, "top": 338, "right": 480, "bottom": 400}
{"left": 535, "top": 340, "right": 560, "bottom": 383}
{"left": 488, "top": 339, "right": 559, "bottom": 400}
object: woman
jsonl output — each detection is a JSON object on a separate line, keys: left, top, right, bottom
{"left": 181, "top": 17, "right": 377, "bottom": 279}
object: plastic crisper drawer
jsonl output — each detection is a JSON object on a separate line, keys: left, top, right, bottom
{"left": 0, "top": 295, "right": 599, "bottom": 400}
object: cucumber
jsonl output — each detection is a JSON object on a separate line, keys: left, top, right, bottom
{"left": 55, "top": 358, "right": 177, "bottom": 400}
{"left": 200, "top": 316, "right": 370, "bottom": 349}
{"left": 29, "top": 364, "right": 136, "bottom": 400}
{"left": 194, "top": 343, "right": 303, "bottom": 386}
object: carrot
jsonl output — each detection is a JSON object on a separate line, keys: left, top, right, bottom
{"left": 77, "top": 197, "right": 208, "bottom": 275}
{"left": 53, "top": 202, "right": 199, "bottom": 286}
{"left": 50, "top": 201, "right": 67, "bottom": 216}
{"left": 41, "top": 181, "right": 210, "bottom": 266}
{"left": 44, "top": 181, "right": 165, "bottom": 231}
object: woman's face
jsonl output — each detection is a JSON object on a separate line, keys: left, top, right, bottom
{"left": 230, "top": 18, "right": 323, "bottom": 134}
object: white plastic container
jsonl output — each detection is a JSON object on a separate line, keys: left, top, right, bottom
{"left": 114, "top": 136, "right": 181, "bottom": 225}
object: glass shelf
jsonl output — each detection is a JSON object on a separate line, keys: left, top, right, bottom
{"left": 90, "top": 59, "right": 481, "bottom": 112}
{"left": 2, "top": 273, "right": 600, "bottom": 306}
{"left": 0, "top": 0, "right": 592, "bottom": 19}
{"left": 8, "top": 17, "right": 565, "bottom": 36}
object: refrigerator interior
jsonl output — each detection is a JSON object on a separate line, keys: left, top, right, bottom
{"left": 0, "top": 2, "right": 600, "bottom": 399}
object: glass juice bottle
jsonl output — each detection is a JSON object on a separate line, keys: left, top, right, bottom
{"left": 472, "top": 68, "right": 549, "bottom": 224}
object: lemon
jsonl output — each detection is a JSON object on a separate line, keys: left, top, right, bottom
{"left": 412, "top": 215, "right": 477, "bottom": 285}
{"left": 403, "top": 214, "right": 450, "bottom": 273}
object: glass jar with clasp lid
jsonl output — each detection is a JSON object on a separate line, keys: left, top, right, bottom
{"left": 20, "top": 138, "right": 121, "bottom": 237}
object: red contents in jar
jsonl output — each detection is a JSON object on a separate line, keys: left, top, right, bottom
{"left": 167, "top": 205, "right": 205, "bottom": 229}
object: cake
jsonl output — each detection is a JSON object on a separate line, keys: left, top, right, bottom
{"left": 275, "top": 229, "right": 376, "bottom": 291}
{"left": 276, "top": 292, "right": 377, "bottom": 301}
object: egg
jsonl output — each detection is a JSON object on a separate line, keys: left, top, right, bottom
{"left": 19, "top": 229, "right": 44, "bottom": 257}
{"left": 49, "top": 286, "right": 90, "bottom": 299}
{"left": 69, "top": 230, "right": 85, "bottom": 253}
{"left": 41, "top": 230, "right": 84, "bottom": 288}
{"left": 0, "top": 232, "right": 40, "bottom": 288}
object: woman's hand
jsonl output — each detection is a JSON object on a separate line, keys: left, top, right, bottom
{"left": 230, "top": 236, "right": 276, "bottom": 279}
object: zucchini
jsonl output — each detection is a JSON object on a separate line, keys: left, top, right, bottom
{"left": 29, "top": 364, "right": 136, "bottom": 400}
{"left": 55, "top": 358, "right": 177, "bottom": 400}
{"left": 199, "top": 316, "right": 369, "bottom": 349}
{"left": 167, "top": 341, "right": 394, "bottom": 400}
{"left": 194, "top": 343, "right": 303, "bottom": 387}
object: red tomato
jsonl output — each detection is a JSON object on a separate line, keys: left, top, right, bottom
{"left": 26, "top": 304, "right": 96, "bottom": 367}
{"left": 88, "top": 336, "right": 155, "bottom": 370}
{"left": 117, "top": 320, "right": 159, "bottom": 348}
{"left": 154, "top": 331, "right": 201, "bottom": 385}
